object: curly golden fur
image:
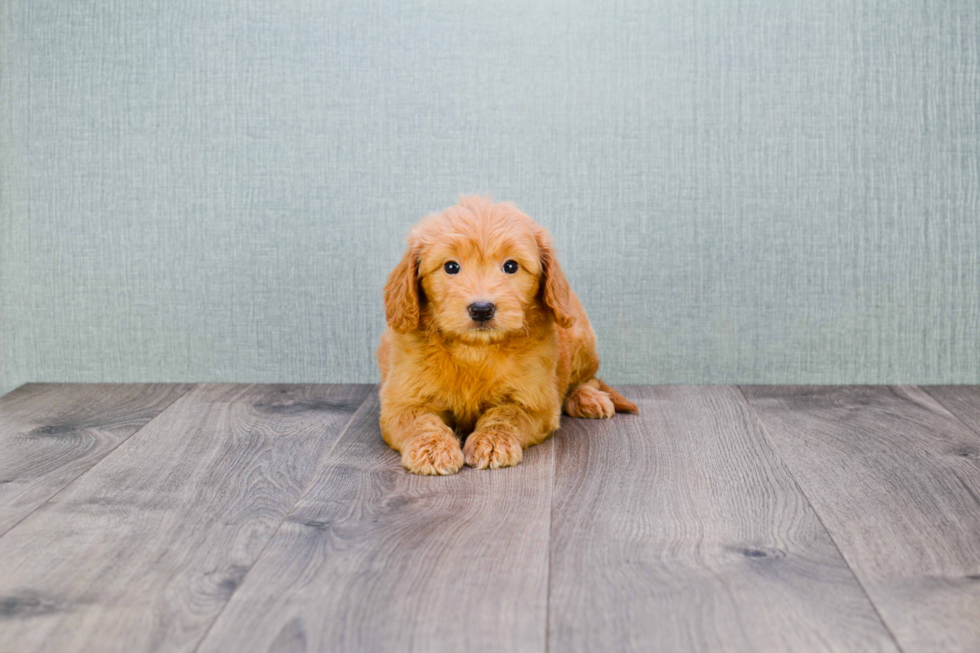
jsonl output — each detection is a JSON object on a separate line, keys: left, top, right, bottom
{"left": 377, "top": 196, "right": 637, "bottom": 475}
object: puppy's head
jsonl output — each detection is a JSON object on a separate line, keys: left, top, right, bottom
{"left": 384, "top": 196, "right": 575, "bottom": 343}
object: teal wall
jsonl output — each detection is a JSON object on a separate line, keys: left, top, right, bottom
{"left": 2, "top": 0, "right": 979, "bottom": 394}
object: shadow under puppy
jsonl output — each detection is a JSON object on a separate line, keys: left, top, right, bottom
{"left": 377, "top": 196, "right": 637, "bottom": 475}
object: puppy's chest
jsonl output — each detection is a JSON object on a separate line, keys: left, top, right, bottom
{"left": 423, "top": 349, "right": 523, "bottom": 418}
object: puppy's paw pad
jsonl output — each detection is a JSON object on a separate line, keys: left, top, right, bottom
{"left": 402, "top": 434, "right": 464, "bottom": 475}
{"left": 463, "top": 430, "right": 522, "bottom": 469}
{"left": 564, "top": 385, "right": 615, "bottom": 419}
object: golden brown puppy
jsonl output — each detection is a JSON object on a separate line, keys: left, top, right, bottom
{"left": 377, "top": 196, "right": 637, "bottom": 475}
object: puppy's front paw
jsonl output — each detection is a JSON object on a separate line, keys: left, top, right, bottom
{"left": 463, "top": 430, "right": 522, "bottom": 470}
{"left": 402, "top": 433, "right": 464, "bottom": 475}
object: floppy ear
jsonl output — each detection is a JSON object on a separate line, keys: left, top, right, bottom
{"left": 536, "top": 229, "right": 576, "bottom": 328}
{"left": 383, "top": 245, "right": 421, "bottom": 332}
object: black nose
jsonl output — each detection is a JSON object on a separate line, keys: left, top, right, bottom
{"left": 467, "top": 302, "right": 496, "bottom": 322}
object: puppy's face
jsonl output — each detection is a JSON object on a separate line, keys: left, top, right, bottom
{"left": 418, "top": 220, "right": 542, "bottom": 343}
{"left": 384, "top": 197, "right": 575, "bottom": 342}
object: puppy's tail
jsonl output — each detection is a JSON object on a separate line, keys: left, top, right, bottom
{"left": 597, "top": 379, "right": 638, "bottom": 414}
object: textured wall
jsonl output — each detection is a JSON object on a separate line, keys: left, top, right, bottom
{"left": 2, "top": 0, "right": 979, "bottom": 394}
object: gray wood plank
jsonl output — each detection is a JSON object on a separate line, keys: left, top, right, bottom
{"left": 742, "top": 385, "right": 980, "bottom": 653}
{"left": 196, "top": 391, "right": 554, "bottom": 653}
{"left": 0, "top": 383, "right": 371, "bottom": 653}
{"left": 924, "top": 386, "right": 980, "bottom": 436}
{"left": 549, "top": 385, "right": 898, "bottom": 653}
{"left": 0, "top": 383, "right": 193, "bottom": 535}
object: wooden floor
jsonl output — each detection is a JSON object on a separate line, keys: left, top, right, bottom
{"left": 0, "top": 385, "right": 978, "bottom": 653}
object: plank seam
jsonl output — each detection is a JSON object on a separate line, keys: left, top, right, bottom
{"left": 0, "top": 383, "right": 197, "bottom": 540}
{"left": 734, "top": 385, "right": 907, "bottom": 653}
{"left": 544, "top": 429, "right": 556, "bottom": 653}
{"left": 190, "top": 386, "right": 378, "bottom": 653}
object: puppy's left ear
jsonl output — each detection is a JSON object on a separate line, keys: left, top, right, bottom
{"left": 535, "top": 228, "right": 576, "bottom": 328}
{"left": 384, "top": 244, "right": 421, "bottom": 332}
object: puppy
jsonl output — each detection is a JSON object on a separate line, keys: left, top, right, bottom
{"left": 377, "top": 196, "right": 637, "bottom": 475}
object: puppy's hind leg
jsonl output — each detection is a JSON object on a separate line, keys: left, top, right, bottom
{"left": 596, "top": 378, "right": 638, "bottom": 414}
{"left": 563, "top": 379, "right": 638, "bottom": 418}
{"left": 563, "top": 379, "right": 614, "bottom": 418}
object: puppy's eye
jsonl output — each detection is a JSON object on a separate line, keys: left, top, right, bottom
{"left": 502, "top": 260, "right": 519, "bottom": 274}
{"left": 444, "top": 261, "right": 460, "bottom": 275}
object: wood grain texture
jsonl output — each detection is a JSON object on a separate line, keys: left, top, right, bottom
{"left": 196, "top": 392, "right": 554, "bottom": 653}
{"left": 549, "top": 385, "right": 898, "bottom": 653}
{"left": 0, "top": 383, "right": 193, "bottom": 535}
{"left": 742, "top": 386, "right": 980, "bottom": 653}
{"left": 0, "top": 383, "right": 371, "bottom": 653}
{"left": 924, "top": 386, "right": 980, "bottom": 437}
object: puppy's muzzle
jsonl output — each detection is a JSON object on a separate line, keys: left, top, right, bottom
{"left": 467, "top": 302, "right": 495, "bottom": 323}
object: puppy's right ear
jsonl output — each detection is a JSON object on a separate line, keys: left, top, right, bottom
{"left": 384, "top": 245, "right": 421, "bottom": 332}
